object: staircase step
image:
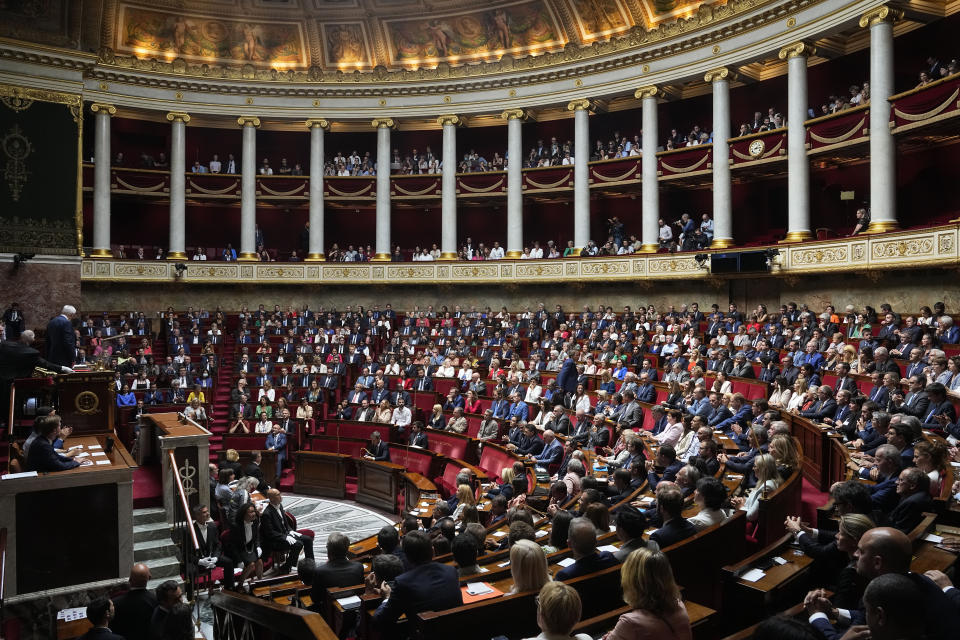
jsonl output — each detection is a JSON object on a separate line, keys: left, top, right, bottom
{"left": 135, "top": 538, "right": 180, "bottom": 562}
{"left": 146, "top": 575, "right": 183, "bottom": 592}
{"left": 133, "top": 507, "right": 167, "bottom": 526}
{"left": 144, "top": 556, "right": 182, "bottom": 579}
{"left": 134, "top": 521, "right": 171, "bottom": 543}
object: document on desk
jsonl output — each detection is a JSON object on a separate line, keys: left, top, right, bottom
{"left": 465, "top": 582, "right": 494, "bottom": 596}
{"left": 57, "top": 607, "right": 87, "bottom": 621}
{"left": 88, "top": 445, "right": 102, "bottom": 450}
{"left": 597, "top": 545, "right": 619, "bottom": 553}
{"left": 91, "top": 452, "right": 107, "bottom": 457}
{"left": 924, "top": 533, "right": 944, "bottom": 543}
{"left": 75, "top": 452, "right": 90, "bottom": 458}
{"left": 95, "top": 460, "right": 112, "bottom": 466}
{"left": 337, "top": 595, "right": 362, "bottom": 610}
{"left": 556, "top": 558, "right": 576, "bottom": 568}
{"left": 534, "top": 529, "right": 548, "bottom": 538}
{"left": 2, "top": 471, "right": 39, "bottom": 480}
{"left": 740, "top": 568, "right": 766, "bottom": 582}
{"left": 492, "top": 530, "right": 507, "bottom": 537}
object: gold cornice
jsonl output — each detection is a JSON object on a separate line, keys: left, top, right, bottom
{"left": 567, "top": 98, "right": 593, "bottom": 112}
{"left": 704, "top": 68, "right": 732, "bottom": 83}
{"left": 778, "top": 42, "right": 816, "bottom": 60}
{"left": 859, "top": 5, "right": 904, "bottom": 28}
{"left": 90, "top": 102, "right": 117, "bottom": 115}
{"left": 237, "top": 116, "right": 261, "bottom": 127}
{"left": 501, "top": 108, "right": 527, "bottom": 121}
{"left": 0, "top": 83, "right": 82, "bottom": 108}
{"left": 372, "top": 117, "right": 397, "bottom": 129}
{"left": 165, "top": 111, "right": 190, "bottom": 123}
{"left": 634, "top": 85, "right": 662, "bottom": 100}
{"left": 437, "top": 114, "right": 463, "bottom": 127}
{"left": 305, "top": 118, "right": 330, "bottom": 130}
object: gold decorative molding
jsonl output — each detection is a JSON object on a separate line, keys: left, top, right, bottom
{"left": 305, "top": 119, "right": 330, "bottom": 130}
{"left": 781, "top": 230, "right": 813, "bottom": 243}
{"left": 437, "top": 114, "right": 463, "bottom": 127}
{"left": 704, "top": 68, "right": 731, "bottom": 83}
{"left": 566, "top": 98, "right": 593, "bottom": 112}
{"left": 778, "top": 42, "right": 815, "bottom": 60}
{"left": 501, "top": 108, "right": 526, "bottom": 121}
{"left": 859, "top": 5, "right": 903, "bottom": 28}
{"left": 372, "top": 118, "right": 397, "bottom": 129}
{"left": 865, "top": 220, "right": 900, "bottom": 234}
{"left": 237, "top": 116, "right": 261, "bottom": 127}
{"left": 634, "top": 86, "right": 662, "bottom": 100}
{"left": 237, "top": 252, "right": 258, "bottom": 261}
{"left": 710, "top": 237, "right": 734, "bottom": 249}
{"left": 90, "top": 103, "right": 117, "bottom": 116}
{"left": 305, "top": 253, "right": 325, "bottom": 261}
{"left": 166, "top": 251, "right": 187, "bottom": 260}
{"left": 165, "top": 111, "right": 191, "bottom": 123}
{"left": 0, "top": 84, "right": 82, "bottom": 110}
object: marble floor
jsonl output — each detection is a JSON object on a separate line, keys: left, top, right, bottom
{"left": 196, "top": 493, "right": 395, "bottom": 638}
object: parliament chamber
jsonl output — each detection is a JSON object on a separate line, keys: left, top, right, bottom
{"left": 2, "top": 0, "right": 960, "bottom": 639}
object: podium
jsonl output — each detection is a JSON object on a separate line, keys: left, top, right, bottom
{"left": 356, "top": 458, "right": 403, "bottom": 513}
{"left": 55, "top": 372, "right": 116, "bottom": 434}
{"left": 141, "top": 413, "right": 212, "bottom": 522}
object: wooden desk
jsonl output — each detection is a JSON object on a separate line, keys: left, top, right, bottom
{"left": 56, "top": 614, "right": 92, "bottom": 640}
{"left": 356, "top": 458, "right": 404, "bottom": 513}
{"left": 294, "top": 451, "right": 349, "bottom": 498}
{"left": 0, "top": 434, "right": 135, "bottom": 598}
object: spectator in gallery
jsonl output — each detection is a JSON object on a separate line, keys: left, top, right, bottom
{"left": 208, "top": 154, "right": 222, "bottom": 173}
{"left": 851, "top": 208, "right": 871, "bottom": 236}
{"left": 259, "top": 158, "right": 273, "bottom": 175}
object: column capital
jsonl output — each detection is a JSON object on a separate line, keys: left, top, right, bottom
{"left": 90, "top": 103, "right": 116, "bottom": 115}
{"left": 704, "top": 67, "right": 733, "bottom": 84}
{"left": 372, "top": 117, "right": 397, "bottom": 129}
{"left": 237, "top": 115, "right": 261, "bottom": 127}
{"left": 634, "top": 85, "right": 662, "bottom": 100}
{"left": 778, "top": 42, "right": 816, "bottom": 60}
{"left": 859, "top": 4, "right": 903, "bottom": 28}
{"left": 165, "top": 111, "right": 191, "bottom": 123}
{"left": 566, "top": 98, "right": 593, "bottom": 112}
{"left": 437, "top": 114, "right": 463, "bottom": 127}
{"left": 305, "top": 118, "right": 330, "bottom": 130}
{"left": 501, "top": 108, "right": 527, "bottom": 121}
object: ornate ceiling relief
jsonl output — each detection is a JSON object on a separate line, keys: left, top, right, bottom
{"left": 115, "top": 2, "right": 308, "bottom": 69}
{"left": 0, "top": 0, "right": 79, "bottom": 48}
{"left": 320, "top": 21, "right": 375, "bottom": 69}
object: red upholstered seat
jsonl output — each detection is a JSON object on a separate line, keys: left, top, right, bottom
{"left": 425, "top": 429, "right": 470, "bottom": 460}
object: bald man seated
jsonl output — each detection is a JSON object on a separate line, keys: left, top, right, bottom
{"left": 110, "top": 563, "right": 157, "bottom": 640}
{"left": 803, "top": 527, "right": 960, "bottom": 640}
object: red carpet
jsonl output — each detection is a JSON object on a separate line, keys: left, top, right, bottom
{"left": 800, "top": 477, "right": 829, "bottom": 525}
{"left": 133, "top": 463, "right": 164, "bottom": 509}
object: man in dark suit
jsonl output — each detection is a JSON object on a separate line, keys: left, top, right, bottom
{"left": 885, "top": 467, "right": 933, "bottom": 533}
{"left": 189, "top": 505, "right": 236, "bottom": 592}
{"left": 0, "top": 330, "right": 71, "bottom": 378}
{"left": 646, "top": 444, "right": 682, "bottom": 491}
{"left": 920, "top": 382, "right": 959, "bottom": 435}
{"left": 408, "top": 421, "right": 429, "bottom": 448}
{"left": 363, "top": 431, "right": 391, "bottom": 461}
{"left": 111, "top": 563, "right": 158, "bottom": 640}
{"left": 25, "top": 416, "right": 80, "bottom": 472}
{"left": 243, "top": 451, "right": 269, "bottom": 493}
{"left": 45, "top": 304, "right": 77, "bottom": 369}
{"left": 543, "top": 404, "right": 571, "bottom": 436}
{"left": 801, "top": 386, "right": 839, "bottom": 422}
{"left": 649, "top": 486, "right": 696, "bottom": 548}
{"left": 261, "top": 489, "right": 315, "bottom": 573}
{"left": 79, "top": 598, "right": 124, "bottom": 640}
{"left": 148, "top": 581, "right": 182, "bottom": 639}
{"left": 311, "top": 532, "right": 364, "bottom": 610}
{"left": 373, "top": 530, "right": 463, "bottom": 635}
{"left": 833, "top": 363, "right": 858, "bottom": 395}
{"left": 555, "top": 517, "right": 619, "bottom": 580}
{"left": 888, "top": 375, "right": 929, "bottom": 419}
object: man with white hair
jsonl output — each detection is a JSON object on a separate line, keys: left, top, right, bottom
{"left": 45, "top": 305, "right": 77, "bottom": 369}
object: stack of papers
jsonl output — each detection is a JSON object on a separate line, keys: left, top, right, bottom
{"left": 740, "top": 568, "right": 766, "bottom": 582}
{"left": 556, "top": 558, "right": 576, "bottom": 568}
{"left": 336, "top": 595, "right": 362, "bottom": 610}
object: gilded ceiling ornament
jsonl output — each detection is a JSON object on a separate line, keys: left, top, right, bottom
{"left": 0, "top": 93, "right": 33, "bottom": 112}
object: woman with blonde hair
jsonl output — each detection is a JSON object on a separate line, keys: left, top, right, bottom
{"left": 508, "top": 539, "right": 551, "bottom": 595}
{"left": 607, "top": 548, "right": 691, "bottom": 640}
{"left": 452, "top": 483, "right": 476, "bottom": 520}
{"left": 731, "top": 454, "right": 781, "bottom": 522}
{"left": 427, "top": 403, "right": 446, "bottom": 430}
{"left": 520, "top": 581, "right": 592, "bottom": 640}
{"left": 486, "top": 466, "right": 516, "bottom": 500}
{"left": 785, "top": 377, "right": 809, "bottom": 412}
{"left": 769, "top": 434, "right": 800, "bottom": 478}
{"left": 373, "top": 398, "right": 393, "bottom": 424}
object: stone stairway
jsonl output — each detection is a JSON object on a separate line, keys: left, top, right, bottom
{"left": 132, "top": 507, "right": 183, "bottom": 590}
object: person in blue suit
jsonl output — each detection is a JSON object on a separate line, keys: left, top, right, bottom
{"left": 556, "top": 352, "right": 578, "bottom": 395}
{"left": 25, "top": 416, "right": 81, "bottom": 472}
{"left": 265, "top": 423, "right": 287, "bottom": 478}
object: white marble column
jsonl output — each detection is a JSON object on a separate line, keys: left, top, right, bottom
{"left": 372, "top": 118, "right": 395, "bottom": 261}
{"left": 635, "top": 86, "right": 661, "bottom": 253}
{"left": 166, "top": 111, "right": 190, "bottom": 259}
{"left": 779, "top": 43, "right": 814, "bottom": 242}
{"left": 438, "top": 114, "right": 461, "bottom": 260}
{"left": 705, "top": 68, "right": 733, "bottom": 249}
{"left": 860, "top": 5, "right": 902, "bottom": 233}
{"left": 305, "top": 119, "right": 329, "bottom": 261}
{"left": 502, "top": 109, "right": 525, "bottom": 258}
{"left": 237, "top": 116, "right": 260, "bottom": 261}
{"left": 90, "top": 103, "right": 116, "bottom": 257}
{"left": 568, "top": 99, "right": 592, "bottom": 250}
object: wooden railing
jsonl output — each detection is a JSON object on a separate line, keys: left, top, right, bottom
{"left": 211, "top": 591, "right": 338, "bottom": 640}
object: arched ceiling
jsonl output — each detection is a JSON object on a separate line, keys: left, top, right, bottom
{"left": 1, "top": 0, "right": 725, "bottom": 70}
